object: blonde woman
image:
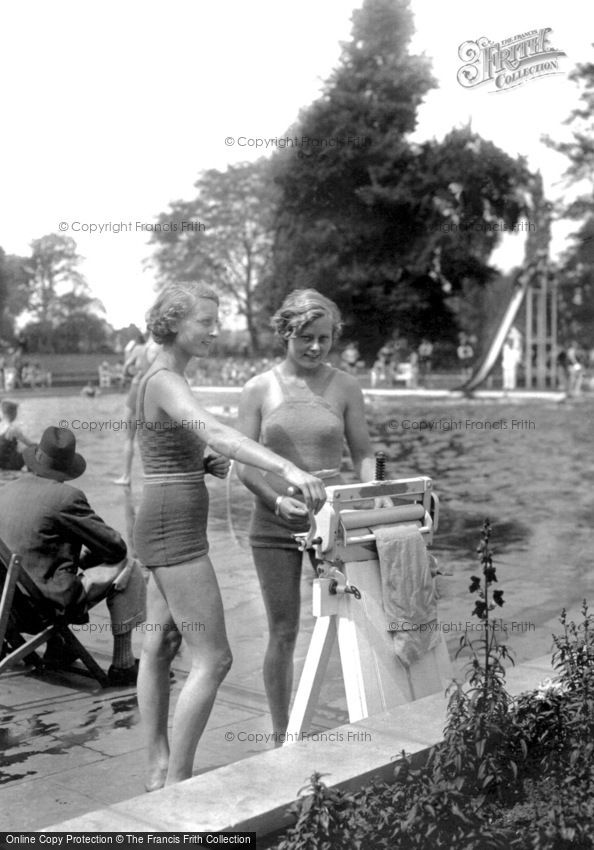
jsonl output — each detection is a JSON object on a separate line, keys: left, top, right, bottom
{"left": 134, "top": 281, "right": 326, "bottom": 790}
{"left": 237, "top": 289, "right": 380, "bottom": 739}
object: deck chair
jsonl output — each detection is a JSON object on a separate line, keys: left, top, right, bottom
{"left": 0, "top": 536, "right": 109, "bottom": 687}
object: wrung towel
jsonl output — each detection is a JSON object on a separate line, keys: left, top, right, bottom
{"left": 373, "top": 523, "right": 441, "bottom": 666}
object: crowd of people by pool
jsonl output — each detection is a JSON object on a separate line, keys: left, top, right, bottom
{"left": 3, "top": 335, "right": 594, "bottom": 397}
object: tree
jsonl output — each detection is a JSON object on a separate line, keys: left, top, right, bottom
{"left": 545, "top": 60, "right": 594, "bottom": 192}
{"left": 26, "top": 234, "right": 88, "bottom": 324}
{"left": 0, "top": 248, "right": 32, "bottom": 341}
{"left": 269, "top": 0, "right": 533, "bottom": 359}
{"left": 17, "top": 234, "right": 89, "bottom": 351}
{"left": 20, "top": 291, "right": 110, "bottom": 354}
{"left": 544, "top": 58, "right": 594, "bottom": 344}
{"left": 555, "top": 217, "right": 594, "bottom": 344}
{"left": 148, "top": 158, "right": 279, "bottom": 352}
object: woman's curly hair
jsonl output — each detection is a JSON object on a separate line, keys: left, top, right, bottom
{"left": 146, "top": 282, "right": 219, "bottom": 345}
{"left": 271, "top": 289, "right": 343, "bottom": 344}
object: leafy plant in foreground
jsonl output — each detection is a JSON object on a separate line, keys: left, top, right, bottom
{"left": 430, "top": 519, "right": 519, "bottom": 802}
{"left": 270, "top": 527, "right": 594, "bottom": 848}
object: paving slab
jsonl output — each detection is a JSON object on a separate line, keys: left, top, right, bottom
{"left": 0, "top": 779, "right": 102, "bottom": 832}
{"left": 49, "top": 750, "right": 147, "bottom": 803}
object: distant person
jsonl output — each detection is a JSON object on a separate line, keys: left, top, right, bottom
{"left": 30, "top": 361, "right": 46, "bottom": 388}
{"left": 80, "top": 382, "right": 100, "bottom": 398}
{"left": 418, "top": 338, "right": 433, "bottom": 384}
{"left": 0, "top": 426, "right": 145, "bottom": 684}
{"left": 369, "top": 343, "right": 390, "bottom": 387}
{"left": 113, "top": 334, "right": 160, "bottom": 486}
{"left": 112, "top": 361, "right": 126, "bottom": 390}
{"left": 502, "top": 330, "right": 522, "bottom": 391}
{"left": 11, "top": 345, "right": 24, "bottom": 389}
{"left": 378, "top": 342, "right": 394, "bottom": 362}
{"left": 587, "top": 346, "right": 594, "bottom": 391}
{"left": 98, "top": 360, "right": 112, "bottom": 388}
{"left": 408, "top": 349, "right": 419, "bottom": 388}
{"left": 3, "top": 349, "right": 18, "bottom": 391}
{"left": 567, "top": 341, "right": 584, "bottom": 397}
{"left": 389, "top": 353, "right": 403, "bottom": 386}
{"left": 340, "top": 341, "right": 360, "bottom": 374}
{"left": 457, "top": 333, "right": 474, "bottom": 380}
{"left": 0, "top": 400, "right": 34, "bottom": 470}
{"left": 556, "top": 348, "right": 569, "bottom": 391}
{"left": 370, "top": 355, "right": 387, "bottom": 388}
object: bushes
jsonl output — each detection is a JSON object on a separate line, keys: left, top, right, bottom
{"left": 269, "top": 523, "right": 594, "bottom": 849}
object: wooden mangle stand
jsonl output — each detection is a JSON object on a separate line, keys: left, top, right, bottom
{"left": 286, "top": 459, "right": 452, "bottom": 740}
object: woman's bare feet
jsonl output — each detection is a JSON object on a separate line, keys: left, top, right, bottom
{"left": 145, "top": 763, "right": 168, "bottom": 793}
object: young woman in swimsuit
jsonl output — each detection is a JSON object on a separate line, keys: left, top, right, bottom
{"left": 134, "top": 281, "right": 326, "bottom": 790}
{"left": 114, "top": 334, "right": 161, "bottom": 486}
{"left": 236, "top": 289, "right": 380, "bottom": 739}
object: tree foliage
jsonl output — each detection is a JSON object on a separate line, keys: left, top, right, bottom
{"left": 0, "top": 233, "right": 112, "bottom": 353}
{"left": 25, "top": 234, "right": 88, "bottom": 324}
{"left": 269, "top": 0, "right": 533, "bottom": 359}
{"left": 546, "top": 60, "right": 594, "bottom": 193}
{"left": 148, "top": 158, "right": 278, "bottom": 352}
{"left": 0, "top": 248, "right": 32, "bottom": 341}
{"left": 556, "top": 216, "right": 594, "bottom": 344}
{"left": 545, "top": 58, "right": 594, "bottom": 345}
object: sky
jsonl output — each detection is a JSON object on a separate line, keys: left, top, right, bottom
{"left": 0, "top": 0, "right": 592, "bottom": 330}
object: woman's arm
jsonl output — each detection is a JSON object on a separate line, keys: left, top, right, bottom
{"left": 151, "top": 371, "right": 325, "bottom": 511}
{"left": 123, "top": 344, "right": 139, "bottom": 374}
{"left": 7, "top": 424, "right": 35, "bottom": 448}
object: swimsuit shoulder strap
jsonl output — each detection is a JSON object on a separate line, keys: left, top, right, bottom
{"left": 137, "top": 367, "right": 173, "bottom": 420}
{"left": 319, "top": 366, "right": 339, "bottom": 397}
{"left": 272, "top": 366, "right": 291, "bottom": 399}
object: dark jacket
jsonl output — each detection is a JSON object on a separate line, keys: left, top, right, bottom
{"left": 0, "top": 474, "right": 127, "bottom": 613}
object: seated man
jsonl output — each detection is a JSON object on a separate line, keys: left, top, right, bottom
{"left": 0, "top": 426, "right": 146, "bottom": 685}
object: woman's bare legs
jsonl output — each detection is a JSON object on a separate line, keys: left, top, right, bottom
{"left": 252, "top": 547, "right": 302, "bottom": 739}
{"left": 113, "top": 409, "right": 136, "bottom": 485}
{"left": 136, "top": 574, "right": 180, "bottom": 791}
{"left": 137, "top": 555, "right": 232, "bottom": 787}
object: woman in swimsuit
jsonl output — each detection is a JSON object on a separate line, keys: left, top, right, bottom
{"left": 134, "top": 281, "right": 326, "bottom": 790}
{"left": 114, "top": 334, "right": 161, "bottom": 486}
{"left": 236, "top": 289, "right": 380, "bottom": 739}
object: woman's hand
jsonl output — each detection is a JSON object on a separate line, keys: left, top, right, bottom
{"left": 276, "top": 496, "right": 310, "bottom": 525}
{"left": 283, "top": 466, "right": 326, "bottom": 514}
{"left": 204, "top": 452, "right": 231, "bottom": 479}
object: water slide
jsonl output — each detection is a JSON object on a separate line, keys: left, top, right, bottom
{"left": 458, "top": 276, "right": 530, "bottom": 393}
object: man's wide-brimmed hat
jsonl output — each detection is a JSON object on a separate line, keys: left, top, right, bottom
{"left": 23, "top": 426, "right": 86, "bottom": 481}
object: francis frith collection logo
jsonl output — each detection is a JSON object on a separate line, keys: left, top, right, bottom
{"left": 457, "top": 28, "right": 566, "bottom": 92}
